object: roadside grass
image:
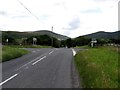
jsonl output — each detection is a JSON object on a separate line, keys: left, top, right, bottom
{"left": 2, "top": 46, "right": 29, "bottom": 62}
{"left": 74, "top": 45, "right": 89, "bottom": 49}
{"left": 5, "top": 45, "right": 52, "bottom": 48}
{"left": 1, "top": 45, "right": 52, "bottom": 62}
{"left": 75, "top": 46, "right": 119, "bottom": 88}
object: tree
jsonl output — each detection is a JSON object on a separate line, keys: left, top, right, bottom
{"left": 66, "top": 38, "right": 72, "bottom": 48}
{"left": 74, "top": 36, "right": 91, "bottom": 46}
{"left": 2, "top": 35, "right": 17, "bottom": 45}
{"left": 53, "top": 38, "right": 60, "bottom": 48}
{"left": 61, "top": 40, "right": 66, "bottom": 47}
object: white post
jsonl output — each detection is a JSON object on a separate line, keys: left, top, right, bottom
{"left": 33, "top": 37, "right": 37, "bottom": 45}
{"left": 6, "top": 39, "right": 8, "bottom": 45}
{"left": 91, "top": 42, "right": 93, "bottom": 47}
{"left": 51, "top": 26, "right": 53, "bottom": 47}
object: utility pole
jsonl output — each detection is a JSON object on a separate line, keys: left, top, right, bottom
{"left": 51, "top": 26, "right": 53, "bottom": 47}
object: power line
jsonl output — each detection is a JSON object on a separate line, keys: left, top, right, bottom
{"left": 16, "top": 0, "right": 53, "bottom": 31}
{"left": 17, "top": 0, "right": 40, "bottom": 22}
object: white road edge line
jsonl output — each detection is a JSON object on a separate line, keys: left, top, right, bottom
{"left": 0, "top": 74, "right": 18, "bottom": 86}
{"left": 32, "top": 56, "right": 46, "bottom": 65}
{"left": 72, "top": 49, "right": 76, "bottom": 56}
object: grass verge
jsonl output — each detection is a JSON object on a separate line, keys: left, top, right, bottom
{"left": 75, "top": 46, "right": 119, "bottom": 88}
{"left": 2, "top": 46, "right": 29, "bottom": 62}
{"left": 5, "top": 45, "right": 52, "bottom": 48}
{"left": 74, "top": 45, "right": 89, "bottom": 49}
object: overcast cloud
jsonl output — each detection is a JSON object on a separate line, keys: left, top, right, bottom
{"left": 63, "top": 17, "right": 80, "bottom": 30}
{"left": 0, "top": 0, "right": 118, "bottom": 38}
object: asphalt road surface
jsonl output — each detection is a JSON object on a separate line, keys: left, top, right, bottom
{"left": 1, "top": 48, "right": 81, "bottom": 88}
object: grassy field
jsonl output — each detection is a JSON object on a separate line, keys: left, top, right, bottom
{"left": 5, "top": 45, "right": 52, "bottom": 48}
{"left": 74, "top": 45, "right": 89, "bottom": 49}
{"left": 2, "top": 46, "right": 29, "bottom": 62}
{"left": 75, "top": 46, "right": 119, "bottom": 88}
{"left": 1, "top": 45, "right": 52, "bottom": 62}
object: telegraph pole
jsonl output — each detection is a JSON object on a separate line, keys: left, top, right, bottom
{"left": 51, "top": 26, "right": 53, "bottom": 47}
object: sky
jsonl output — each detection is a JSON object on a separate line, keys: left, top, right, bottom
{"left": 0, "top": 0, "right": 119, "bottom": 38}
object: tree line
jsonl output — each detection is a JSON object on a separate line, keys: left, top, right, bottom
{"left": 2, "top": 34, "right": 120, "bottom": 48}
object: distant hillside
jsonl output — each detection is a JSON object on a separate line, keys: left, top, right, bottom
{"left": 2, "top": 30, "right": 69, "bottom": 40}
{"left": 32, "top": 30, "right": 69, "bottom": 40}
{"left": 81, "top": 31, "right": 120, "bottom": 39}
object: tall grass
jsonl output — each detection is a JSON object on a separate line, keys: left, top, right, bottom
{"left": 2, "top": 46, "right": 29, "bottom": 62}
{"left": 75, "top": 46, "right": 118, "bottom": 88}
{"left": 5, "top": 45, "right": 52, "bottom": 48}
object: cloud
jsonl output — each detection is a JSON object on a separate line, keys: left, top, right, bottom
{"left": 93, "top": 0, "right": 118, "bottom": 2}
{"left": 63, "top": 17, "right": 80, "bottom": 30}
{"left": 12, "top": 15, "right": 30, "bottom": 19}
{"left": 0, "top": 0, "right": 118, "bottom": 38}
{"left": 81, "top": 7, "right": 102, "bottom": 13}
{"left": 0, "top": 11, "right": 7, "bottom": 16}
{"left": 63, "top": 30, "right": 71, "bottom": 36}
{"left": 40, "top": 15, "right": 49, "bottom": 21}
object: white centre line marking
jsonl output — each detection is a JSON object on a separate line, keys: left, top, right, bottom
{"left": 72, "top": 49, "right": 76, "bottom": 56}
{"left": 25, "top": 67, "right": 29, "bottom": 69}
{"left": 0, "top": 74, "right": 18, "bottom": 86}
{"left": 15, "top": 56, "right": 43, "bottom": 71}
{"left": 32, "top": 51, "right": 36, "bottom": 53}
{"left": 55, "top": 48, "right": 58, "bottom": 50}
{"left": 49, "top": 50, "right": 54, "bottom": 55}
{"left": 32, "top": 56, "right": 46, "bottom": 65}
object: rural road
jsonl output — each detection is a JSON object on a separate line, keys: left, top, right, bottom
{"left": 1, "top": 48, "right": 81, "bottom": 88}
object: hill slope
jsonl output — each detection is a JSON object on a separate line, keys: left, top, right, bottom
{"left": 2, "top": 30, "right": 69, "bottom": 40}
{"left": 82, "top": 31, "right": 120, "bottom": 39}
{"left": 32, "top": 30, "right": 69, "bottom": 40}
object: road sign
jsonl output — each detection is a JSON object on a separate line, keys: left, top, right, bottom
{"left": 33, "top": 37, "right": 37, "bottom": 45}
{"left": 91, "top": 38, "right": 97, "bottom": 47}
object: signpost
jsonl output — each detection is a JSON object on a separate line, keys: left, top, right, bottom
{"left": 91, "top": 38, "right": 97, "bottom": 47}
{"left": 33, "top": 37, "right": 37, "bottom": 45}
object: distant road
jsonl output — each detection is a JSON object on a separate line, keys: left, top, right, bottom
{"left": 1, "top": 48, "right": 80, "bottom": 88}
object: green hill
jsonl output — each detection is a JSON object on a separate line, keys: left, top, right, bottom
{"left": 2, "top": 30, "right": 69, "bottom": 40}
{"left": 32, "top": 30, "right": 69, "bottom": 40}
{"left": 82, "top": 31, "right": 119, "bottom": 39}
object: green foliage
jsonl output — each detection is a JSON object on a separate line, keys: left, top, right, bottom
{"left": 74, "top": 36, "right": 91, "bottom": 46}
{"left": 2, "top": 31, "right": 62, "bottom": 48}
{"left": 75, "top": 46, "right": 118, "bottom": 88}
{"left": 53, "top": 38, "right": 61, "bottom": 48}
{"left": 2, "top": 30, "right": 69, "bottom": 45}
{"left": 5, "top": 45, "right": 52, "bottom": 48}
{"left": 2, "top": 46, "right": 29, "bottom": 62}
{"left": 61, "top": 37, "right": 91, "bottom": 48}
{"left": 2, "top": 31, "right": 119, "bottom": 48}
{"left": 66, "top": 38, "right": 72, "bottom": 48}
{"left": 109, "top": 39, "right": 120, "bottom": 44}
{"left": 61, "top": 40, "right": 66, "bottom": 47}
{"left": 26, "top": 35, "right": 51, "bottom": 46}
{"left": 83, "top": 31, "right": 120, "bottom": 40}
